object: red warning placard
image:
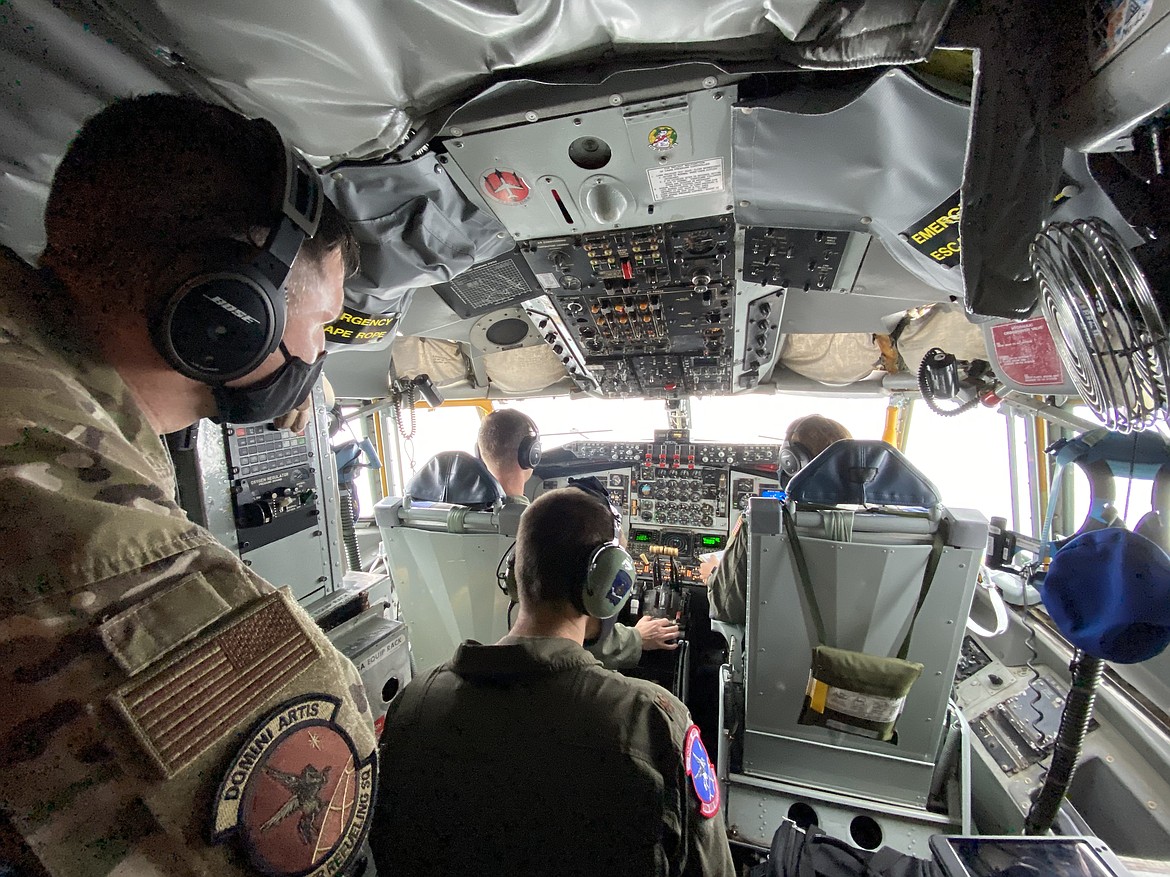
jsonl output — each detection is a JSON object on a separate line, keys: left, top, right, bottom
{"left": 989, "top": 317, "right": 1067, "bottom": 387}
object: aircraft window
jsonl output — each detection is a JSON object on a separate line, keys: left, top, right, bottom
{"left": 688, "top": 395, "right": 888, "bottom": 444}
{"left": 903, "top": 403, "right": 1016, "bottom": 531}
{"left": 1062, "top": 410, "right": 1170, "bottom": 542}
{"left": 500, "top": 394, "right": 889, "bottom": 445}
{"left": 499, "top": 397, "right": 674, "bottom": 443}
{"left": 392, "top": 405, "right": 482, "bottom": 483}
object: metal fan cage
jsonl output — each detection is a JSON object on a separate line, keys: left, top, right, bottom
{"left": 1030, "top": 218, "right": 1170, "bottom": 433}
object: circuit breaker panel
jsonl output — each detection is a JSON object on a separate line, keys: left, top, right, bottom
{"left": 169, "top": 382, "right": 346, "bottom": 604}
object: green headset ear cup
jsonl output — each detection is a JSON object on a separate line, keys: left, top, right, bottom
{"left": 581, "top": 543, "right": 636, "bottom": 619}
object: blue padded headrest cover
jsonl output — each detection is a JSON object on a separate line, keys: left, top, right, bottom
{"left": 1042, "top": 527, "right": 1170, "bottom": 664}
{"left": 407, "top": 451, "right": 505, "bottom": 510}
{"left": 786, "top": 440, "right": 941, "bottom": 508}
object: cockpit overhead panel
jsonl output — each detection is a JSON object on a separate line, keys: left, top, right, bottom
{"left": 522, "top": 216, "right": 737, "bottom": 396}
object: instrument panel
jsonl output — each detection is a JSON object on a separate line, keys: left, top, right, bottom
{"left": 534, "top": 435, "right": 780, "bottom": 585}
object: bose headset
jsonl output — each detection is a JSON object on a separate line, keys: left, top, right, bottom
{"left": 150, "top": 139, "right": 324, "bottom": 384}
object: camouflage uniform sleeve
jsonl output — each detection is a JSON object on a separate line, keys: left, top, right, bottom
{"left": 708, "top": 514, "right": 748, "bottom": 626}
{"left": 584, "top": 621, "right": 643, "bottom": 670}
{"left": 1, "top": 547, "right": 377, "bottom": 877}
{"left": 643, "top": 691, "right": 736, "bottom": 877}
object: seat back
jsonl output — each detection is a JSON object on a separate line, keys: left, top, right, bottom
{"left": 374, "top": 453, "right": 516, "bottom": 673}
{"left": 740, "top": 441, "right": 986, "bottom": 809}
{"left": 406, "top": 450, "right": 505, "bottom": 508}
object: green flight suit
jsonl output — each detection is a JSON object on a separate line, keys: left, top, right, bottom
{"left": 0, "top": 250, "right": 376, "bottom": 876}
{"left": 585, "top": 618, "right": 643, "bottom": 669}
{"left": 372, "top": 635, "right": 735, "bottom": 877}
{"left": 707, "top": 514, "right": 748, "bottom": 626}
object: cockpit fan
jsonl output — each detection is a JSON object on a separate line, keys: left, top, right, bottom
{"left": 1029, "top": 218, "right": 1170, "bottom": 433}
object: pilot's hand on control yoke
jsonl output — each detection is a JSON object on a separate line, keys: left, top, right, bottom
{"left": 636, "top": 615, "right": 680, "bottom": 651}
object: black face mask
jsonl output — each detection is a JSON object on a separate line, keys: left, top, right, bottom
{"left": 211, "top": 342, "right": 326, "bottom": 426}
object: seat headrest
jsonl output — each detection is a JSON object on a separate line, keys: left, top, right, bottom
{"left": 406, "top": 451, "right": 505, "bottom": 509}
{"left": 786, "top": 440, "right": 940, "bottom": 509}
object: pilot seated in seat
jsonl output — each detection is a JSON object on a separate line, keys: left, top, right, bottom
{"left": 704, "top": 415, "right": 851, "bottom": 625}
{"left": 371, "top": 487, "right": 736, "bottom": 877}
{"left": 477, "top": 408, "right": 681, "bottom": 667}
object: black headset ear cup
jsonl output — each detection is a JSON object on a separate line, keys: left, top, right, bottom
{"left": 151, "top": 241, "right": 286, "bottom": 383}
{"left": 517, "top": 414, "right": 541, "bottom": 469}
{"left": 779, "top": 440, "right": 813, "bottom": 478}
{"left": 517, "top": 433, "right": 542, "bottom": 469}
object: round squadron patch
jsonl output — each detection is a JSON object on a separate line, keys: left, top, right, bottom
{"left": 212, "top": 695, "right": 376, "bottom": 876}
{"left": 482, "top": 167, "right": 531, "bottom": 204}
{"left": 684, "top": 724, "right": 719, "bottom": 818}
{"left": 648, "top": 125, "right": 678, "bottom": 151}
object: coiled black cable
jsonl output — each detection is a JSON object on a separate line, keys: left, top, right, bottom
{"left": 918, "top": 347, "right": 980, "bottom": 417}
{"left": 1024, "top": 650, "right": 1105, "bottom": 834}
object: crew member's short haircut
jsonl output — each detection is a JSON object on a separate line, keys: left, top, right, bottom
{"left": 787, "top": 414, "right": 852, "bottom": 458}
{"left": 477, "top": 409, "right": 535, "bottom": 473}
{"left": 42, "top": 93, "right": 357, "bottom": 311}
{"left": 515, "top": 488, "right": 613, "bottom": 611}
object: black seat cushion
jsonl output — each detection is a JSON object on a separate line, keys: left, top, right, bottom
{"left": 407, "top": 451, "right": 505, "bottom": 509}
{"left": 786, "top": 440, "right": 940, "bottom": 509}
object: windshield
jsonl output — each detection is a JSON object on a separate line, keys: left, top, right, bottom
{"left": 489, "top": 394, "right": 1017, "bottom": 519}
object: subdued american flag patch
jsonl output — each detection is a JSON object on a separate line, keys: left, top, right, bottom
{"left": 110, "top": 593, "right": 321, "bottom": 778}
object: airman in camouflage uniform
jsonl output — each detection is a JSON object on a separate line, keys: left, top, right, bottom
{"left": 371, "top": 488, "right": 736, "bottom": 877}
{"left": 0, "top": 95, "right": 375, "bottom": 876}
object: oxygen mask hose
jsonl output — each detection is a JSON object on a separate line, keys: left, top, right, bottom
{"left": 1023, "top": 650, "right": 1104, "bottom": 835}
{"left": 339, "top": 487, "right": 362, "bottom": 572}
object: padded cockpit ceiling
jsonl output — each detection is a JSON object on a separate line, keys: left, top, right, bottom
{"left": 390, "top": 337, "right": 468, "bottom": 388}
{"left": 483, "top": 345, "right": 571, "bottom": 395}
{"left": 734, "top": 69, "right": 969, "bottom": 298}
{"left": 0, "top": 0, "right": 953, "bottom": 265}
{"left": 897, "top": 306, "right": 989, "bottom": 376}
{"left": 69, "top": 1, "right": 958, "bottom": 160}
{"left": 780, "top": 333, "right": 881, "bottom": 386}
{"left": 0, "top": 1, "right": 1086, "bottom": 320}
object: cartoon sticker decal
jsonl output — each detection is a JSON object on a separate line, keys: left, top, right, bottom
{"left": 482, "top": 168, "right": 531, "bottom": 204}
{"left": 684, "top": 724, "right": 719, "bottom": 818}
{"left": 212, "top": 695, "right": 376, "bottom": 877}
{"left": 648, "top": 125, "right": 678, "bottom": 151}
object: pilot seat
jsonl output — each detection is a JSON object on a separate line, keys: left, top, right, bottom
{"left": 719, "top": 440, "right": 987, "bottom": 851}
{"left": 373, "top": 451, "right": 523, "bottom": 673}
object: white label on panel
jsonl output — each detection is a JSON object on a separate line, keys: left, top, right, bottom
{"left": 535, "top": 272, "right": 560, "bottom": 289}
{"left": 646, "top": 158, "right": 725, "bottom": 201}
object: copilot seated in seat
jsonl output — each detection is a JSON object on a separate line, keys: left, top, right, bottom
{"left": 371, "top": 488, "right": 736, "bottom": 877}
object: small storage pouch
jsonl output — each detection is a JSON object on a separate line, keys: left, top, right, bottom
{"left": 784, "top": 506, "right": 945, "bottom": 742}
{"left": 799, "top": 644, "right": 923, "bottom": 741}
